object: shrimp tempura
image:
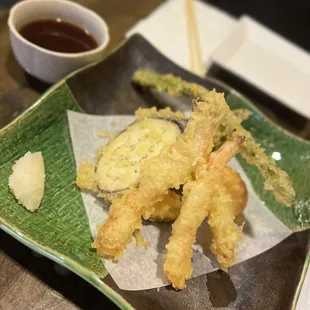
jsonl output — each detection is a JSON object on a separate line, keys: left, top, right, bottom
{"left": 93, "top": 92, "right": 229, "bottom": 259}
{"left": 147, "top": 166, "right": 248, "bottom": 223}
{"left": 164, "top": 136, "right": 244, "bottom": 289}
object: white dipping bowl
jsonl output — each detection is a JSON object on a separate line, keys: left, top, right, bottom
{"left": 8, "top": 0, "right": 109, "bottom": 84}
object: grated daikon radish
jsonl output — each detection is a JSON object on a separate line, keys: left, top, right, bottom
{"left": 9, "top": 151, "right": 45, "bottom": 211}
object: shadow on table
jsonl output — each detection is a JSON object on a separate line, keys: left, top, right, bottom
{"left": 0, "top": 49, "right": 51, "bottom": 129}
{"left": 6, "top": 48, "right": 51, "bottom": 94}
{"left": 0, "top": 0, "right": 19, "bottom": 10}
{"left": 5, "top": 49, "right": 27, "bottom": 87}
{"left": 0, "top": 230, "right": 118, "bottom": 310}
{"left": 1, "top": 228, "right": 309, "bottom": 310}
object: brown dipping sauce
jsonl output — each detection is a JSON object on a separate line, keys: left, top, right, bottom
{"left": 19, "top": 19, "right": 98, "bottom": 53}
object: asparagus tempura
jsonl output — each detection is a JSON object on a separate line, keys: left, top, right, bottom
{"left": 133, "top": 70, "right": 295, "bottom": 206}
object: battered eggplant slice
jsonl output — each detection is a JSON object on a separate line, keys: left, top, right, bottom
{"left": 76, "top": 108, "right": 186, "bottom": 201}
{"left": 94, "top": 92, "right": 229, "bottom": 260}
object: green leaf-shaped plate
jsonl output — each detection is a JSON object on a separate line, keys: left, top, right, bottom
{"left": 0, "top": 35, "right": 309, "bottom": 310}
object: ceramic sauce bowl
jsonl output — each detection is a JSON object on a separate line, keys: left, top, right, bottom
{"left": 8, "top": 0, "right": 109, "bottom": 84}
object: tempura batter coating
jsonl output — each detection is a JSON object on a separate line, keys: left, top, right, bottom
{"left": 146, "top": 191, "right": 182, "bottom": 222}
{"left": 135, "top": 106, "right": 187, "bottom": 121}
{"left": 208, "top": 184, "right": 242, "bottom": 270}
{"left": 133, "top": 71, "right": 295, "bottom": 206}
{"left": 133, "top": 230, "right": 150, "bottom": 248}
{"left": 95, "top": 187, "right": 143, "bottom": 259}
{"left": 93, "top": 92, "right": 229, "bottom": 259}
{"left": 76, "top": 108, "right": 186, "bottom": 201}
{"left": 223, "top": 166, "right": 248, "bottom": 217}
{"left": 89, "top": 71, "right": 295, "bottom": 290}
{"left": 76, "top": 159, "right": 97, "bottom": 193}
{"left": 164, "top": 137, "right": 244, "bottom": 289}
{"left": 147, "top": 166, "right": 248, "bottom": 223}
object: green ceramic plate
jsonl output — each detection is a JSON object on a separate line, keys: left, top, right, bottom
{"left": 0, "top": 35, "right": 309, "bottom": 310}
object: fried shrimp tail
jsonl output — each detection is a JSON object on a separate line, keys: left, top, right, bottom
{"left": 93, "top": 91, "right": 229, "bottom": 259}
{"left": 164, "top": 136, "right": 244, "bottom": 289}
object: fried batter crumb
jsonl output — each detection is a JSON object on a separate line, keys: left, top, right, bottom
{"left": 134, "top": 230, "right": 150, "bottom": 248}
{"left": 135, "top": 107, "right": 187, "bottom": 120}
{"left": 76, "top": 160, "right": 96, "bottom": 191}
{"left": 96, "top": 129, "right": 110, "bottom": 138}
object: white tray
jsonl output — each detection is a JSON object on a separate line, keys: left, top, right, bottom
{"left": 210, "top": 16, "right": 310, "bottom": 119}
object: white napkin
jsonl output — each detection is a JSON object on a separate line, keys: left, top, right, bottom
{"left": 126, "top": 0, "right": 236, "bottom": 71}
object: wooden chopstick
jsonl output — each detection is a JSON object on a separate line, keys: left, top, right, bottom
{"left": 185, "top": 0, "right": 204, "bottom": 76}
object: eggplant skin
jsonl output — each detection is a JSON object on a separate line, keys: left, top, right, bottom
{"left": 153, "top": 117, "right": 187, "bottom": 133}
{"left": 76, "top": 108, "right": 187, "bottom": 201}
{"left": 135, "top": 106, "right": 188, "bottom": 133}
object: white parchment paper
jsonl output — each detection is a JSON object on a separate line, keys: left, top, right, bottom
{"left": 67, "top": 110, "right": 292, "bottom": 291}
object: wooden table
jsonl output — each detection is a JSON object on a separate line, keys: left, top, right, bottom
{"left": 0, "top": 1, "right": 163, "bottom": 309}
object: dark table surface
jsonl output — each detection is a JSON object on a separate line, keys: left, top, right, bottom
{"left": 208, "top": 0, "right": 310, "bottom": 53}
{"left": 0, "top": 1, "right": 163, "bottom": 309}
{"left": 0, "top": 1, "right": 309, "bottom": 309}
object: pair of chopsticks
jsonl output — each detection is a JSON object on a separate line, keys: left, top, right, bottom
{"left": 185, "top": 0, "right": 204, "bottom": 76}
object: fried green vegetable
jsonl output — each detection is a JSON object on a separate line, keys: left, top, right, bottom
{"left": 133, "top": 70, "right": 209, "bottom": 98}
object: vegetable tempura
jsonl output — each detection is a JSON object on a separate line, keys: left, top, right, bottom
{"left": 76, "top": 70, "right": 295, "bottom": 290}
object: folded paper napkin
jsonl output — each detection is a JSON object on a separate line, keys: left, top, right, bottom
{"left": 126, "top": 0, "right": 236, "bottom": 71}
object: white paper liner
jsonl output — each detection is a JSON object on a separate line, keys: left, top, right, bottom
{"left": 67, "top": 110, "right": 292, "bottom": 291}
